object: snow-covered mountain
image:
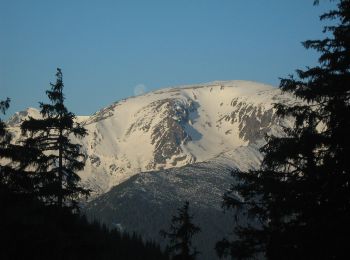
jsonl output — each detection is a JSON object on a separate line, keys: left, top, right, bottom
{"left": 6, "top": 80, "right": 297, "bottom": 259}
{"left": 7, "top": 80, "right": 293, "bottom": 197}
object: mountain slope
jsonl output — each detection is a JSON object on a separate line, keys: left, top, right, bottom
{"left": 84, "top": 144, "right": 263, "bottom": 259}
{"left": 80, "top": 81, "right": 292, "bottom": 195}
{"left": 7, "top": 80, "right": 293, "bottom": 196}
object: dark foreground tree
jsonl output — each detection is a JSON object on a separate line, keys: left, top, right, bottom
{"left": 0, "top": 98, "right": 34, "bottom": 200}
{"left": 0, "top": 98, "right": 12, "bottom": 192}
{"left": 21, "top": 68, "right": 89, "bottom": 210}
{"left": 161, "top": 201, "right": 201, "bottom": 260}
{"left": 216, "top": 1, "right": 350, "bottom": 259}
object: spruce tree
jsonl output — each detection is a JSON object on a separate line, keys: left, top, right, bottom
{"left": 0, "top": 98, "right": 13, "bottom": 193}
{"left": 21, "top": 68, "right": 89, "bottom": 210}
{"left": 160, "top": 201, "right": 201, "bottom": 260}
{"left": 0, "top": 98, "right": 34, "bottom": 198}
{"left": 216, "top": 1, "right": 350, "bottom": 259}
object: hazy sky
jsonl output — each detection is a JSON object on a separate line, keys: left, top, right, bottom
{"left": 0, "top": 0, "right": 336, "bottom": 118}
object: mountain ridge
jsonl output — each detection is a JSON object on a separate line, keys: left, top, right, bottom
{"left": 6, "top": 80, "right": 293, "bottom": 197}
{"left": 5, "top": 80, "right": 296, "bottom": 258}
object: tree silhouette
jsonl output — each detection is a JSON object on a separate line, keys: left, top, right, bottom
{"left": 0, "top": 98, "right": 34, "bottom": 199}
{"left": 21, "top": 68, "right": 89, "bottom": 210}
{"left": 216, "top": 1, "right": 350, "bottom": 259}
{"left": 161, "top": 201, "right": 201, "bottom": 260}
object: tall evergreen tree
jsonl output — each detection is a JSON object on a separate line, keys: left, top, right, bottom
{"left": 0, "top": 98, "right": 13, "bottom": 193}
{"left": 160, "top": 201, "right": 201, "bottom": 260}
{"left": 216, "top": 1, "right": 350, "bottom": 259}
{"left": 21, "top": 68, "right": 89, "bottom": 210}
{"left": 0, "top": 98, "right": 34, "bottom": 198}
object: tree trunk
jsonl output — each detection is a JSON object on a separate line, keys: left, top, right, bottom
{"left": 58, "top": 128, "right": 63, "bottom": 208}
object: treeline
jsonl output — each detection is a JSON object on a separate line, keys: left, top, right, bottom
{"left": 0, "top": 195, "right": 166, "bottom": 259}
{"left": 0, "top": 71, "right": 168, "bottom": 259}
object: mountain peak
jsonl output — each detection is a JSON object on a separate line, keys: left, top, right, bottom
{"left": 7, "top": 107, "right": 41, "bottom": 127}
{"left": 154, "top": 80, "right": 274, "bottom": 96}
{"left": 74, "top": 80, "right": 289, "bottom": 195}
{"left": 6, "top": 80, "right": 291, "bottom": 197}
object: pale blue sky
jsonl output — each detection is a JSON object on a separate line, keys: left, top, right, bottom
{"left": 0, "top": 0, "right": 336, "bottom": 118}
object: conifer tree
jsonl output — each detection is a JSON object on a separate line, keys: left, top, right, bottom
{"left": 21, "top": 68, "right": 89, "bottom": 210}
{"left": 0, "top": 98, "right": 34, "bottom": 198}
{"left": 0, "top": 98, "right": 13, "bottom": 192}
{"left": 216, "top": 1, "right": 350, "bottom": 259}
{"left": 160, "top": 201, "right": 201, "bottom": 260}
